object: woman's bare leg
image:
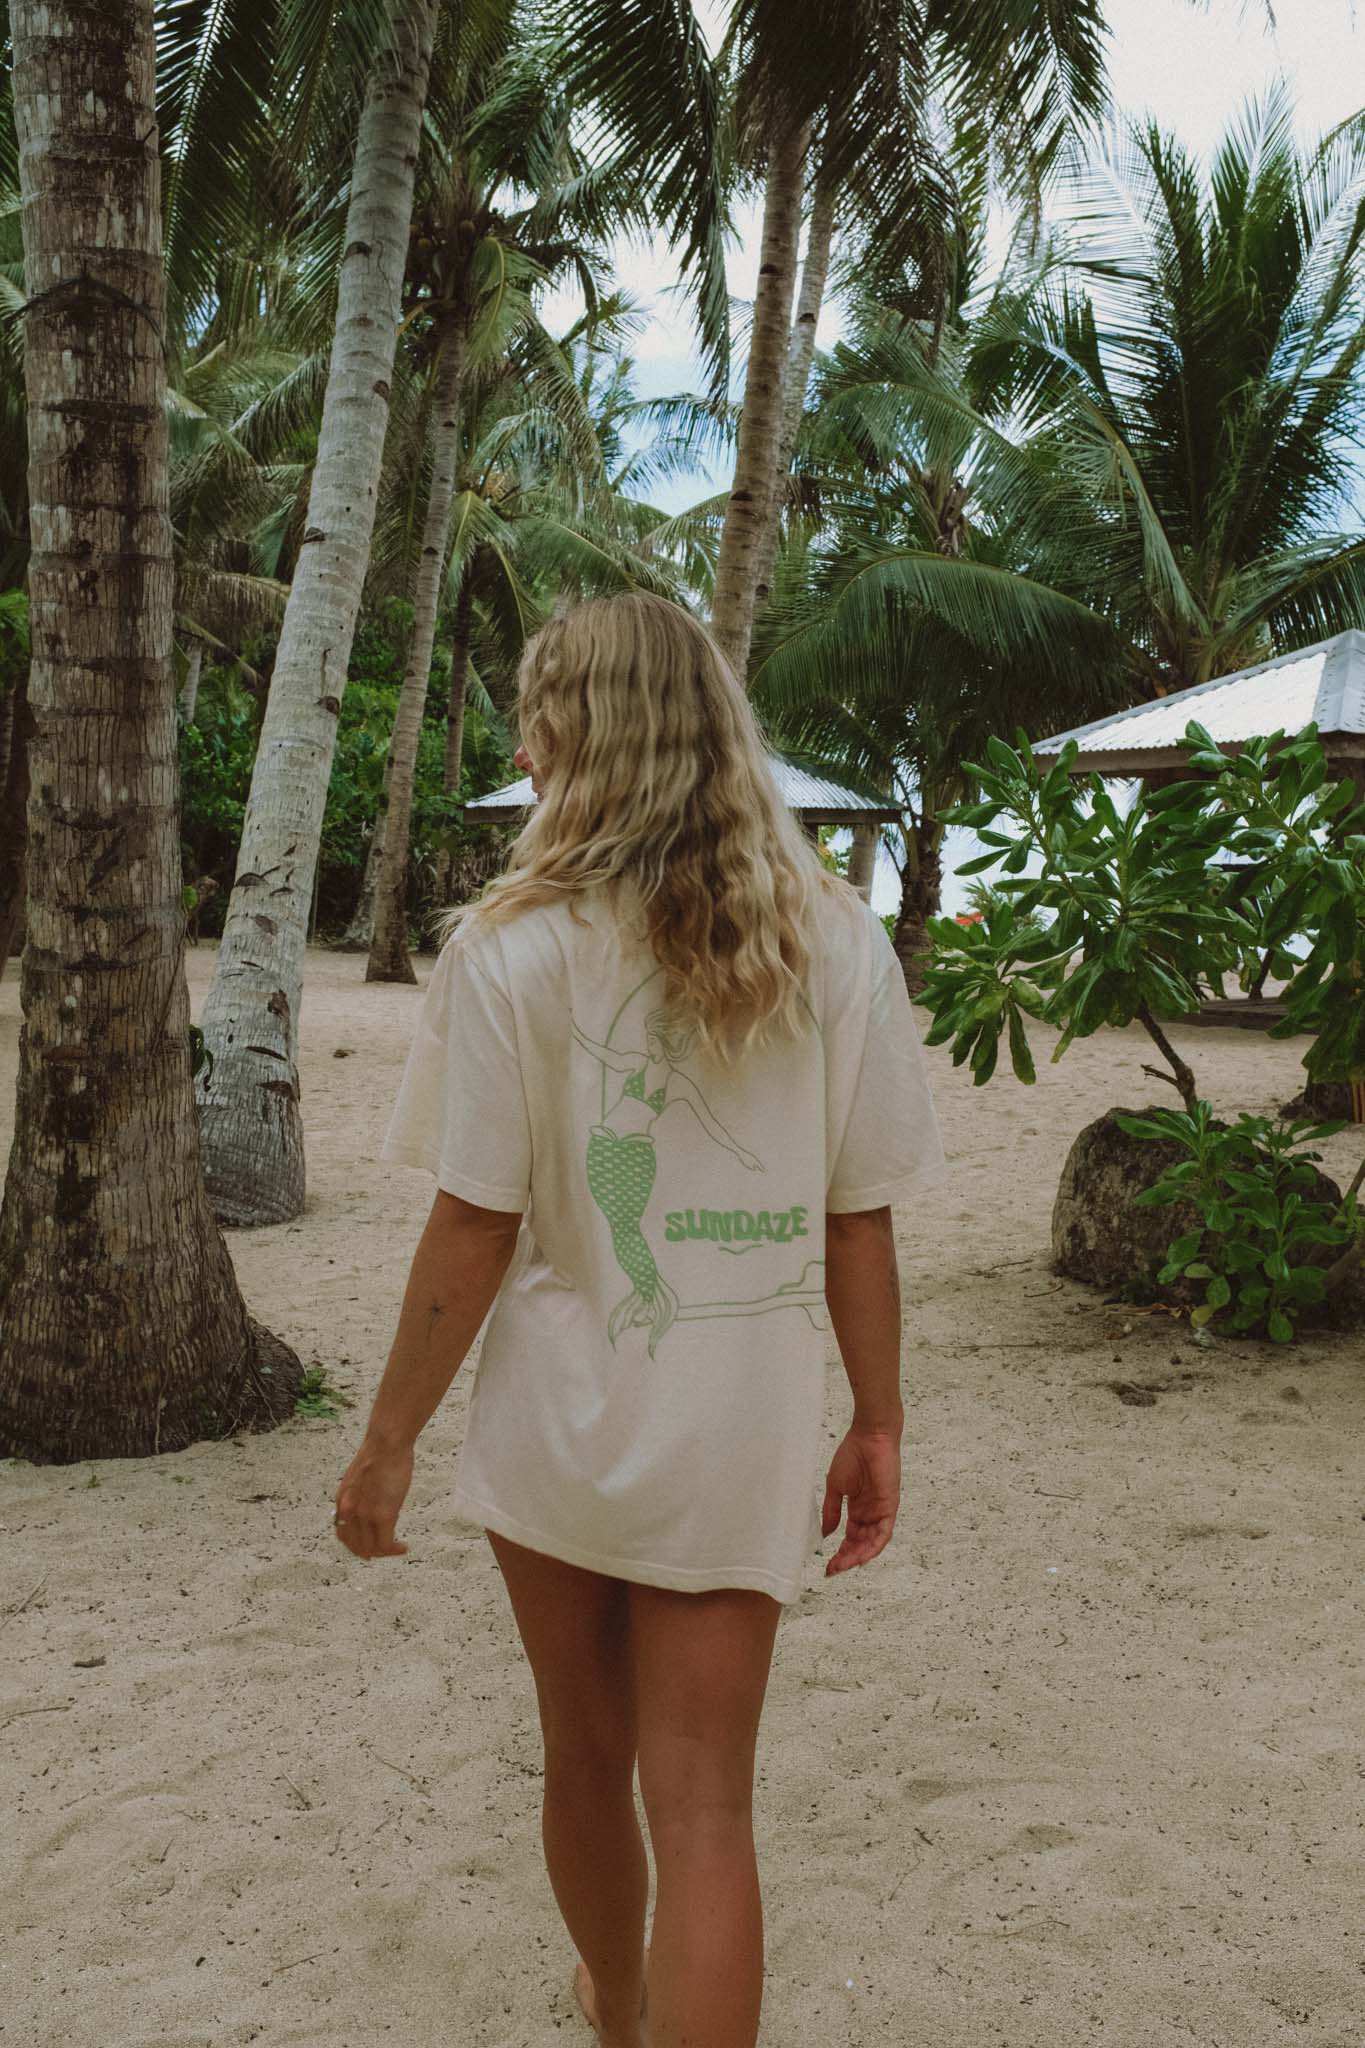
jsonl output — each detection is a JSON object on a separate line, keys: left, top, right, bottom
{"left": 630, "top": 1581, "right": 782, "bottom": 2048}
{"left": 485, "top": 1530, "right": 648, "bottom": 2046}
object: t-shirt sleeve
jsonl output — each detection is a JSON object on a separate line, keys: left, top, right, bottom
{"left": 377, "top": 934, "right": 532, "bottom": 1213}
{"left": 826, "top": 918, "right": 947, "bottom": 1212}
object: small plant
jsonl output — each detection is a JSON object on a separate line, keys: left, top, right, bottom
{"left": 1116, "top": 1104, "right": 1364, "bottom": 1341}
{"left": 294, "top": 1365, "right": 346, "bottom": 1420}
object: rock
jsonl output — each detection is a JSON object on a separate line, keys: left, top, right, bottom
{"left": 1051, "top": 1108, "right": 1198, "bottom": 1296}
{"left": 1051, "top": 1106, "right": 1364, "bottom": 1323}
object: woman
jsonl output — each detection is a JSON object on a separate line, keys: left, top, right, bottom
{"left": 333, "top": 592, "right": 945, "bottom": 2048}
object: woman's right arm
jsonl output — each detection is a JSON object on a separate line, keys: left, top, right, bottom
{"left": 821, "top": 1205, "right": 904, "bottom": 1576}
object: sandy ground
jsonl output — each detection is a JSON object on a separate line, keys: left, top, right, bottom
{"left": 2, "top": 943, "right": 1363, "bottom": 2048}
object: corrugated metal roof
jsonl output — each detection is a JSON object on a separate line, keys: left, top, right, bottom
{"left": 1035, "top": 630, "right": 1365, "bottom": 760}
{"left": 466, "top": 758, "right": 897, "bottom": 817}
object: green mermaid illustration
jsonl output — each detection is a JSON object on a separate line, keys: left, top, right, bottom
{"left": 572, "top": 1007, "right": 765, "bottom": 1355}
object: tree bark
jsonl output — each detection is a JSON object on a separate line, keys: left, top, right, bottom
{"left": 846, "top": 818, "right": 879, "bottom": 902}
{"left": 891, "top": 813, "right": 944, "bottom": 996}
{"left": 445, "top": 578, "right": 474, "bottom": 796}
{"left": 0, "top": 662, "right": 32, "bottom": 980}
{"left": 709, "top": 118, "right": 810, "bottom": 681}
{"left": 179, "top": 641, "right": 204, "bottom": 723}
{"left": 194, "top": 0, "right": 437, "bottom": 1226}
{"left": 340, "top": 751, "right": 391, "bottom": 951}
{"left": 368, "top": 316, "right": 468, "bottom": 982}
{"left": 0, "top": 0, "right": 301, "bottom": 1461}
{"left": 751, "top": 165, "right": 836, "bottom": 611}
{"left": 432, "top": 576, "right": 474, "bottom": 909}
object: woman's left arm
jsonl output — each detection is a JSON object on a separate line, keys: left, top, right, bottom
{"left": 333, "top": 1190, "right": 522, "bottom": 1559}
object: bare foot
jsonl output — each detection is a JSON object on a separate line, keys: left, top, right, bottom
{"left": 572, "top": 1949, "right": 649, "bottom": 2048}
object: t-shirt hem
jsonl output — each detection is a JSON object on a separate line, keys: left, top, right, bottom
{"left": 826, "top": 1159, "right": 949, "bottom": 1212}
{"left": 450, "top": 1487, "right": 804, "bottom": 1604}
{"left": 377, "top": 1140, "right": 527, "bottom": 1213}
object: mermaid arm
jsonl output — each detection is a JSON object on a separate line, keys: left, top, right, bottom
{"left": 668, "top": 1074, "right": 763, "bottom": 1168}
{"left": 571, "top": 1019, "right": 641, "bottom": 1074}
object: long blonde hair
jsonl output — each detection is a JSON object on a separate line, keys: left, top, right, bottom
{"left": 435, "top": 592, "right": 843, "bottom": 1055}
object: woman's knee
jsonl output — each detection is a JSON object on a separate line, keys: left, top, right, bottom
{"left": 637, "top": 1734, "right": 756, "bottom": 1843}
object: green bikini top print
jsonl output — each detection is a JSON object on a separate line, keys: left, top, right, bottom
{"left": 623, "top": 1067, "right": 668, "bottom": 1116}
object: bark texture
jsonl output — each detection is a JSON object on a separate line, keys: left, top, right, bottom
{"left": 367, "top": 318, "right": 467, "bottom": 982}
{"left": 709, "top": 120, "right": 810, "bottom": 681}
{"left": 340, "top": 751, "right": 390, "bottom": 950}
{"left": 179, "top": 641, "right": 203, "bottom": 724}
{"left": 0, "top": 661, "right": 32, "bottom": 979}
{"left": 194, "top": 0, "right": 437, "bottom": 1225}
{"left": 430, "top": 577, "right": 474, "bottom": 912}
{"left": 891, "top": 813, "right": 944, "bottom": 995}
{"left": 846, "top": 818, "right": 879, "bottom": 902}
{"left": 751, "top": 166, "right": 836, "bottom": 610}
{"left": 0, "top": 0, "right": 301, "bottom": 1461}
{"left": 444, "top": 578, "right": 473, "bottom": 798}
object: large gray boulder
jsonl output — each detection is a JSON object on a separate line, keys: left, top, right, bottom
{"left": 1051, "top": 1108, "right": 1197, "bottom": 1295}
{"left": 1051, "top": 1106, "right": 1361, "bottom": 1318}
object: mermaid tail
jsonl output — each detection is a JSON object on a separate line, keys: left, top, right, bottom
{"left": 586, "top": 1127, "right": 679, "bottom": 1356}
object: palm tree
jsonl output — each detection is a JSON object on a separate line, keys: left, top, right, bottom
{"left": 750, "top": 372, "right": 1122, "bottom": 981}
{"left": 364, "top": 35, "right": 643, "bottom": 982}
{"left": 752, "top": 92, "right": 1365, "bottom": 985}
{"left": 0, "top": 0, "right": 302, "bottom": 1461}
{"left": 353, "top": 320, "right": 714, "bottom": 941}
{"left": 194, "top": 0, "right": 439, "bottom": 1227}
{"left": 979, "top": 91, "right": 1365, "bottom": 690}
{"left": 557, "top": 0, "right": 1111, "bottom": 680}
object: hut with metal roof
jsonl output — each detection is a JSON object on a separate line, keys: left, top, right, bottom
{"left": 465, "top": 758, "right": 900, "bottom": 898}
{"left": 1032, "top": 629, "right": 1365, "bottom": 790}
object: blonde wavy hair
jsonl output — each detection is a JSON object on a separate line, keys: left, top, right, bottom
{"left": 435, "top": 592, "right": 844, "bottom": 1055}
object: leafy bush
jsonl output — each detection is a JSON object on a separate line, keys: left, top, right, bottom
{"left": 916, "top": 718, "right": 1365, "bottom": 1338}
{"left": 1117, "top": 1103, "right": 1362, "bottom": 1341}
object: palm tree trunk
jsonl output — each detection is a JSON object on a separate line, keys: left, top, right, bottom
{"left": 445, "top": 578, "right": 474, "bottom": 795}
{"left": 0, "top": 0, "right": 301, "bottom": 1461}
{"left": 432, "top": 576, "right": 474, "bottom": 907}
{"left": 0, "top": 662, "right": 31, "bottom": 982}
{"left": 340, "top": 752, "right": 391, "bottom": 951}
{"left": 891, "top": 813, "right": 944, "bottom": 996}
{"left": 846, "top": 818, "right": 879, "bottom": 902}
{"left": 368, "top": 316, "right": 468, "bottom": 983}
{"left": 709, "top": 118, "right": 810, "bottom": 680}
{"left": 751, "top": 164, "right": 836, "bottom": 608}
{"left": 179, "top": 641, "right": 204, "bottom": 723}
{"left": 194, "top": 0, "right": 437, "bottom": 1226}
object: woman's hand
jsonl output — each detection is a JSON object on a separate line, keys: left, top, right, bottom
{"left": 333, "top": 1436, "right": 414, "bottom": 1561}
{"left": 820, "top": 1424, "right": 902, "bottom": 1576}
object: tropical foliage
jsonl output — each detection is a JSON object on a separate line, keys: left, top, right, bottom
{"left": 913, "top": 721, "right": 1365, "bottom": 1337}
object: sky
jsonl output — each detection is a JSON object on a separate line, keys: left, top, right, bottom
{"left": 543, "top": 1, "right": 1364, "bottom": 910}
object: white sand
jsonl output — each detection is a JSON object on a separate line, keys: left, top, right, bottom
{"left": 3, "top": 944, "right": 1362, "bottom": 2047}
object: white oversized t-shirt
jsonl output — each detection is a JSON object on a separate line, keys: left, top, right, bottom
{"left": 379, "top": 880, "right": 946, "bottom": 1602}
